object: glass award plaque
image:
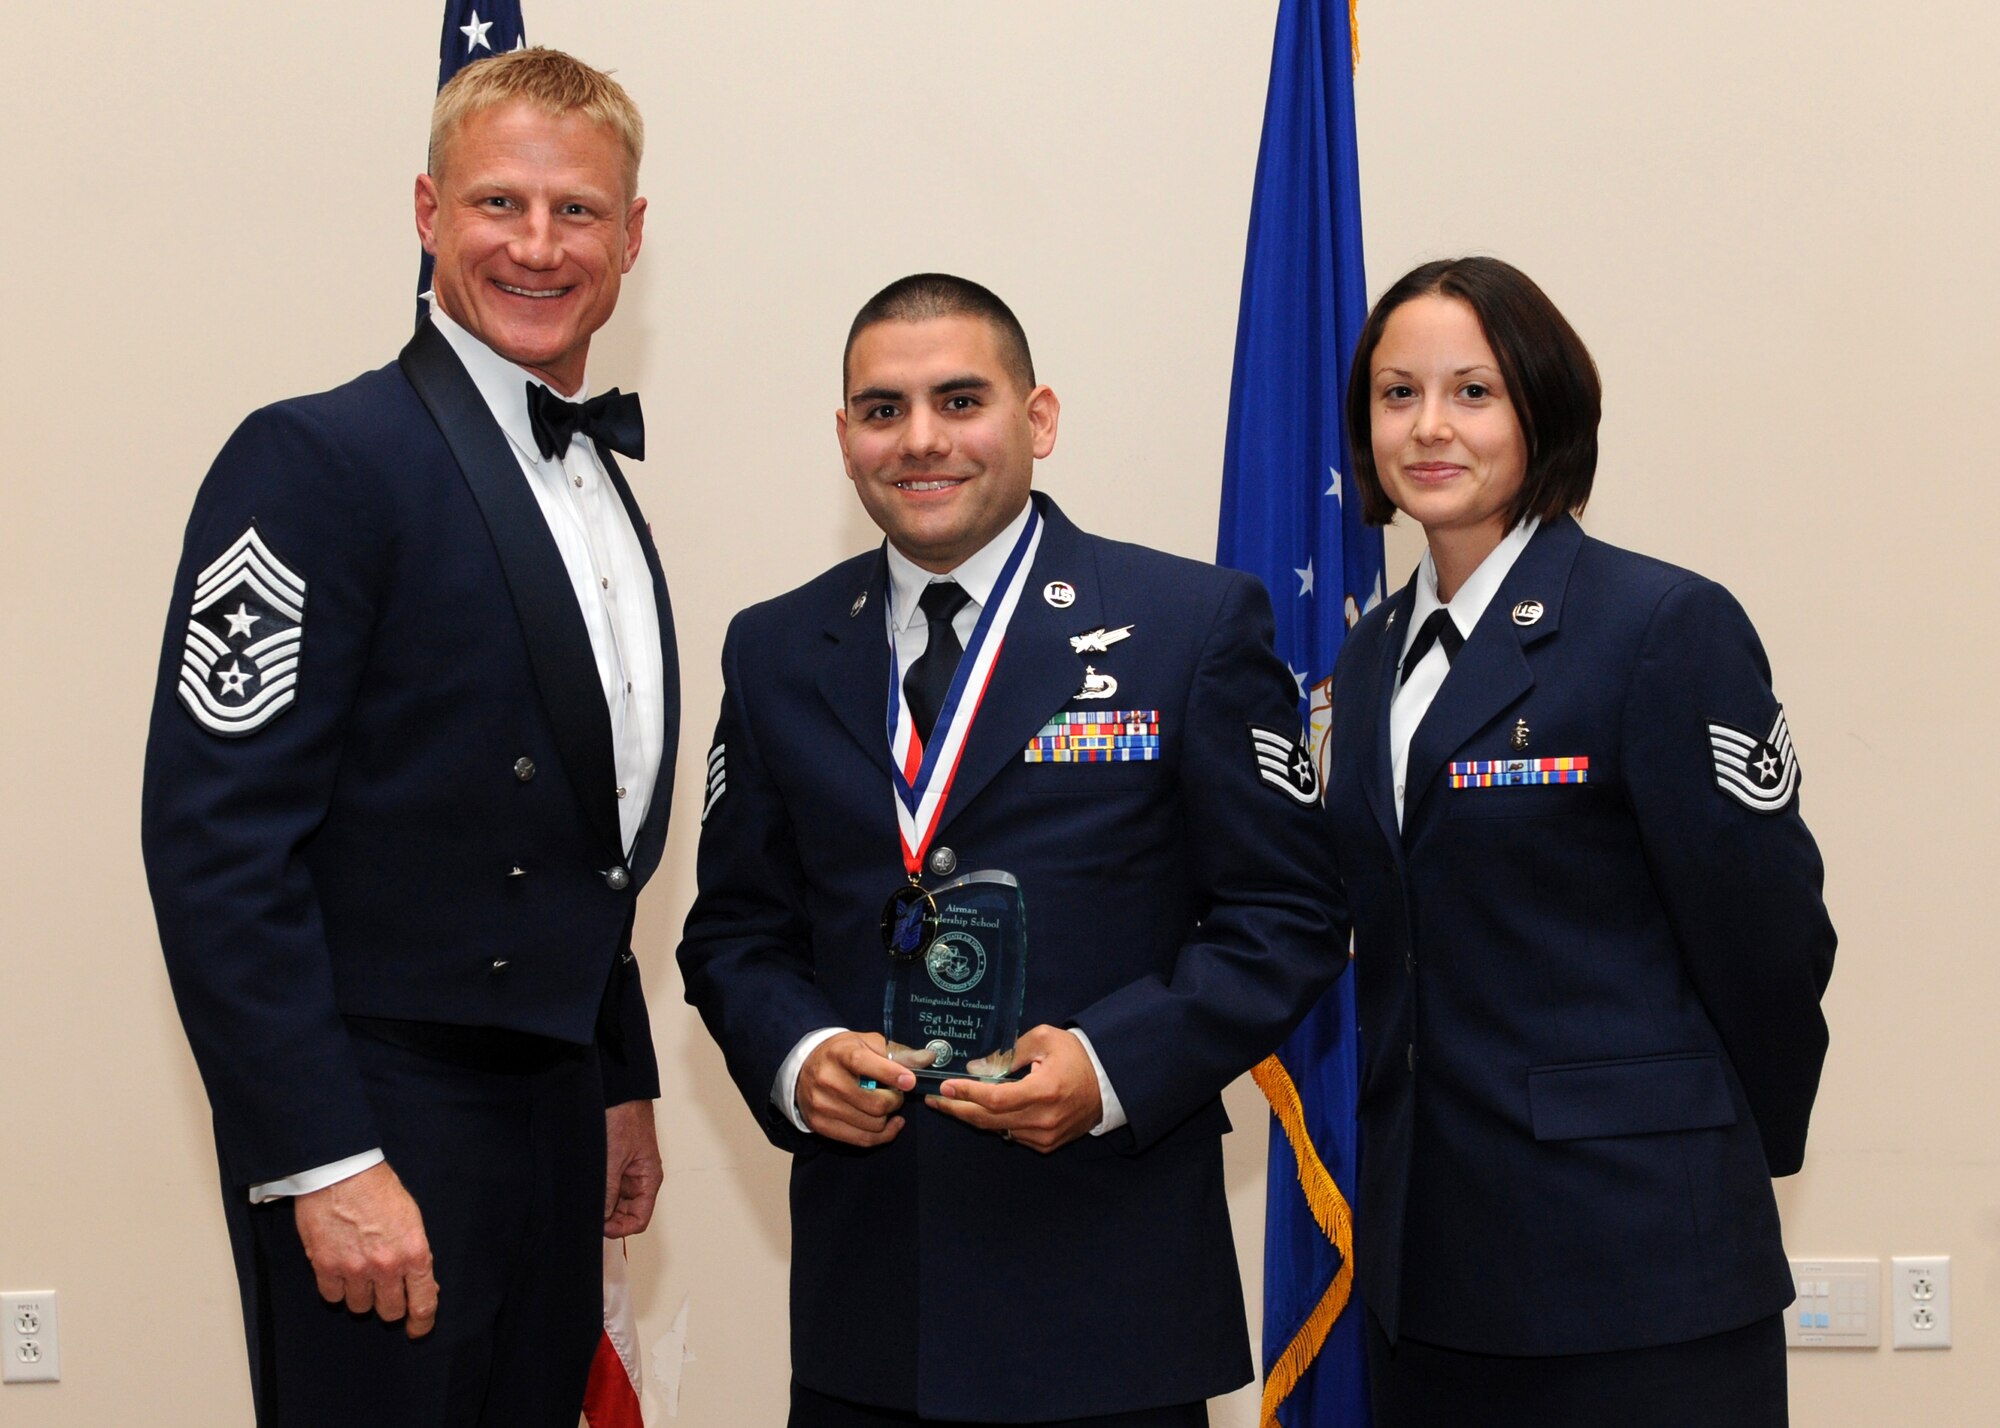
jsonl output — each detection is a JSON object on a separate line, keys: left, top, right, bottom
{"left": 882, "top": 869, "right": 1027, "bottom": 1083}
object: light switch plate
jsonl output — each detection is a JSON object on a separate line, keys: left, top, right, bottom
{"left": 1784, "top": 1259, "right": 1879, "bottom": 1348}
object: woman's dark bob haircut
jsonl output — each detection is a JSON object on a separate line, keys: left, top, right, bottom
{"left": 1345, "top": 256, "right": 1601, "bottom": 529}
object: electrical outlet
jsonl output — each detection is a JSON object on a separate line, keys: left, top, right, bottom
{"left": 1, "top": 1291, "right": 60, "bottom": 1384}
{"left": 1891, "top": 1256, "right": 1952, "bottom": 1349}
{"left": 1783, "top": 1258, "right": 1880, "bottom": 1347}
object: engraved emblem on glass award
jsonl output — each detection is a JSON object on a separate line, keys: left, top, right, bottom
{"left": 883, "top": 869, "right": 1027, "bottom": 1083}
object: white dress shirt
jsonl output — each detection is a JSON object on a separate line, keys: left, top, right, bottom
{"left": 1388, "top": 518, "right": 1539, "bottom": 827}
{"left": 249, "top": 306, "right": 666, "bottom": 1203}
{"left": 771, "top": 502, "right": 1128, "bottom": 1136}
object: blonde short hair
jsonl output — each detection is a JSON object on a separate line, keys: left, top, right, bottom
{"left": 429, "top": 48, "right": 644, "bottom": 197}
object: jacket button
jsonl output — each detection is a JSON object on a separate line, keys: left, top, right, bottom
{"left": 490, "top": 958, "right": 511, "bottom": 973}
{"left": 1406, "top": 1043, "right": 1417, "bottom": 1072}
{"left": 927, "top": 846, "right": 958, "bottom": 877}
{"left": 605, "top": 866, "right": 631, "bottom": 891}
{"left": 1405, "top": 952, "right": 1416, "bottom": 972}
{"left": 513, "top": 757, "right": 537, "bottom": 782}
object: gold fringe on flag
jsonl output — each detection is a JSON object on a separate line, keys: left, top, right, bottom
{"left": 1252, "top": 1050, "right": 1358, "bottom": 1428}
{"left": 1350, "top": 0, "right": 1361, "bottom": 72}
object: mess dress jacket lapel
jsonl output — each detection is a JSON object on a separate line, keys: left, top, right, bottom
{"left": 679, "top": 494, "right": 1344, "bottom": 1421}
{"left": 1325, "top": 515, "right": 1835, "bottom": 1355}
{"left": 142, "top": 320, "right": 676, "bottom": 1187}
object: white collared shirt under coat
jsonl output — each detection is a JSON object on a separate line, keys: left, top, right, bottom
{"left": 1389, "top": 517, "right": 1539, "bottom": 827}
{"left": 432, "top": 304, "right": 665, "bottom": 853}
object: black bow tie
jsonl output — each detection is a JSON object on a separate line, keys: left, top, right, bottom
{"left": 526, "top": 382, "right": 645, "bottom": 462}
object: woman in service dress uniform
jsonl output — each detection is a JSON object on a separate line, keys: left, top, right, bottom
{"left": 1322, "top": 256, "right": 1835, "bottom": 1426}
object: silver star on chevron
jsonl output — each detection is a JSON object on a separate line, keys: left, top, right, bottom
{"left": 223, "top": 603, "right": 262, "bottom": 639}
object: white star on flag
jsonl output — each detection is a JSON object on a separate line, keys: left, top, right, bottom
{"left": 1365, "top": 570, "right": 1384, "bottom": 612}
{"left": 1326, "top": 466, "right": 1343, "bottom": 502}
{"left": 1295, "top": 559, "right": 1315, "bottom": 596}
{"left": 1288, "top": 663, "right": 1308, "bottom": 700}
{"left": 461, "top": 10, "right": 494, "bottom": 52}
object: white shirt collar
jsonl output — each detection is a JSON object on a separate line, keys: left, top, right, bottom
{"left": 1402, "top": 517, "right": 1542, "bottom": 656}
{"left": 427, "top": 298, "right": 589, "bottom": 467}
{"left": 884, "top": 499, "right": 1035, "bottom": 632}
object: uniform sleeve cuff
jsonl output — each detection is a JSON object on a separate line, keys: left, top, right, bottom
{"left": 249, "top": 1148, "right": 385, "bottom": 1203}
{"left": 1068, "top": 1028, "right": 1127, "bottom": 1136}
{"left": 772, "top": 1028, "right": 847, "bottom": 1133}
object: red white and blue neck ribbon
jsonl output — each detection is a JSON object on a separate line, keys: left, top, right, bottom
{"left": 886, "top": 505, "right": 1044, "bottom": 876}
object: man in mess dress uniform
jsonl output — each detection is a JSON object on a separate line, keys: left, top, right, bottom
{"left": 142, "top": 48, "right": 676, "bottom": 1426}
{"left": 678, "top": 273, "right": 1344, "bottom": 1427}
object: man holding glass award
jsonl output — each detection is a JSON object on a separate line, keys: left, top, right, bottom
{"left": 678, "top": 275, "right": 1342, "bottom": 1427}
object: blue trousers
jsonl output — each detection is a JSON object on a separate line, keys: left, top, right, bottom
{"left": 220, "top": 1020, "right": 605, "bottom": 1427}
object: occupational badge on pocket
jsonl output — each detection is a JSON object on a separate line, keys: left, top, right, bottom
{"left": 1024, "top": 711, "right": 1160, "bottom": 763}
{"left": 175, "top": 524, "right": 306, "bottom": 738}
{"left": 1707, "top": 707, "right": 1798, "bottom": 813}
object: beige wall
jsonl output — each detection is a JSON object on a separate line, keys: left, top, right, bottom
{"left": 2, "top": 2, "right": 1992, "bottom": 1423}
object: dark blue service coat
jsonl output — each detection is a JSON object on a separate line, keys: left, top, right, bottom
{"left": 1325, "top": 515, "right": 1834, "bottom": 1355}
{"left": 677, "top": 495, "right": 1344, "bottom": 1421}
{"left": 142, "top": 322, "right": 677, "bottom": 1189}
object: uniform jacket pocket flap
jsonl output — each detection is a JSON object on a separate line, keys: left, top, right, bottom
{"left": 1527, "top": 1052, "right": 1737, "bottom": 1141}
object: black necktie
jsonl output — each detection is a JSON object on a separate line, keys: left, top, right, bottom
{"left": 1400, "top": 608, "right": 1464, "bottom": 686}
{"left": 904, "top": 582, "right": 973, "bottom": 743}
{"left": 526, "top": 382, "right": 646, "bottom": 462}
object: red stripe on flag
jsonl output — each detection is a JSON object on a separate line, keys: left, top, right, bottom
{"left": 581, "top": 1330, "right": 643, "bottom": 1428}
{"left": 584, "top": 1239, "right": 644, "bottom": 1428}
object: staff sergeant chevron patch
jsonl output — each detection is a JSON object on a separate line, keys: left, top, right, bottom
{"left": 1708, "top": 706, "right": 1800, "bottom": 814}
{"left": 1249, "top": 723, "right": 1320, "bottom": 805}
{"left": 176, "top": 525, "right": 306, "bottom": 737}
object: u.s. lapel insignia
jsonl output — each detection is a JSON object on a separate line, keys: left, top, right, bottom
{"left": 175, "top": 524, "right": 306, "bottom": 737}
{"left": 1511, "top": 599, "right": 1545, "bottom": 626}
{"left": 1076, "top": 665, "right": 1118, "bottom": 700}
{"left": 1708, "top": 706, "right": 1800, "bottom": 814}
{"left": 1043, "top": 580, "right": 1076, "bottom": 609}
{"left": 1069, "top": 624, "right": 1134, "bottom": 655}
{"left": 1249, "top": 723, "right": 1320, "bottom": 805}
{"left": 849, "top": 590, "right": 868, "bottom": 618}
{"left": 1511, "top": 718, "right": 1531, "bottom": 751}
{"left": 1386, "top": 608, "right": 1399, "bottom": 630}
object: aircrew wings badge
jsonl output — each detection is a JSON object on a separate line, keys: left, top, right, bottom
{"left": 1249, "top": 723, "right": 1320, "bottom": 805}
{"left": 1707, "top": 706, "right": 1799, "bottom": 814}
{"left": 176, "top": 525, "right": 306, "bottom": 738}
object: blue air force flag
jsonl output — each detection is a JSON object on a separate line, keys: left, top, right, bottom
{"left": 1215, "top": 2, "right": 1379, "bottom": 1425}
